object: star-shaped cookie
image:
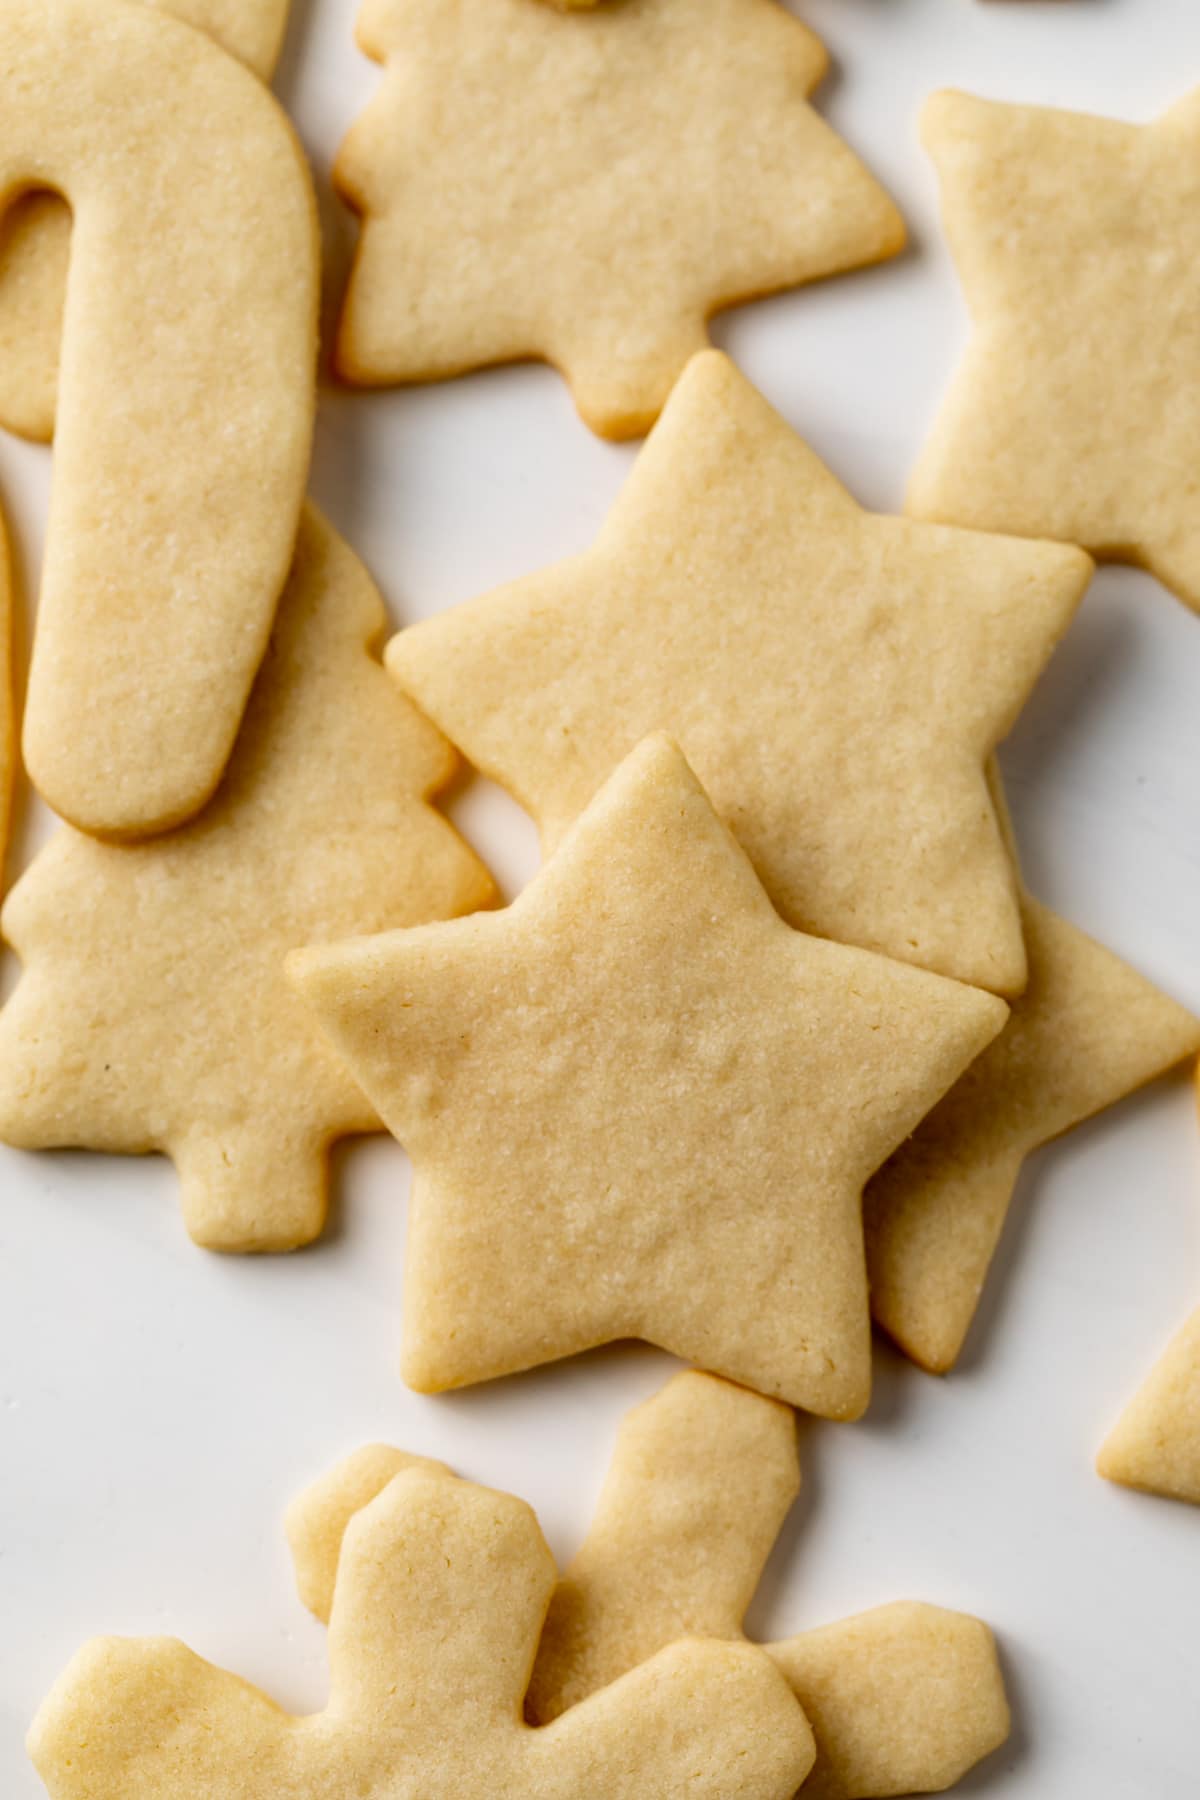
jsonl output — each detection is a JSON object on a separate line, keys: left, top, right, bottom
{"left": 30, "top": 1465, "right": 816, "bottom": 1800}
{"left": 1098, "top": 1305, "right": 1200, "bottom": 1507}
{"left": 388, "top": 350, "right": 1092, "bottom": 995}
{"left": 865, "top": 894, "right": 1200, "bottom": 1374}
{"left": 291, "top": 733, "right": 1007, "bottom": 1416}
{"left": 289, "top": 1374, "right": 1011, "bottom": 1800}
{"left": 907, "top": 87, "right": 1200, "bottom": 610}
{"left": 334, "top": 0, "right": 904, "bottom": 437}
{"left": 0, "top": 0, "right": 293, "bottom": 443}
{"left": 0, "top": 508, "right": 493, "bottom": 1252}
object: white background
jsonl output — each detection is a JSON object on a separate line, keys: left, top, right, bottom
{"left": 3, "top": 0, "right": 1200, "bottom": 1792}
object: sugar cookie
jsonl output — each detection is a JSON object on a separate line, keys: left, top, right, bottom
{"left": 30, "top": 1467, "right": 817, "bottom": 1800}
{"left": 388, "top": 351, "right": 1091, "bottom": 995}
{"left": 335, "top": 0, "right": 903, "bottom": 438}
{"left": 290, "top": 733, "right": 1006, "bottom": 1415}
{"left": 292, "top": 1375, "right": 1011, "bottom": 1798}
{"left": 908, "top": 87, "right": 1200, "bottom": 611}
{"left": 865, "top": 894, "right": 1200, "bottom": 1374}
{"left": 0, "top": 508, "right": 493, "bottom": 1252}
{"left": 1098, "top": 1306, "right": 1200, "bottom": 1507}
{"left": 0, "top": 0, "right": 293, "bottom": 444}
{"left": 0, "top": 0, "right": 318, "bottom": 836}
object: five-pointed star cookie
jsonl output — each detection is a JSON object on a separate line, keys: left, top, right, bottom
{"left": 388, "top": 350, "right": 1092, "bottom": 995}
{"left": 30, "top": 1466, "right": 816, "bottom": 1800}
{"left": 289, "top": 1374, "right": 1011, "bottom": 1800}
{"left": 334, "top": 0, "right": 904, "bottom": 438}
{"left": 290, "top": 733, "right": 1007, "bottom": 1416}
{"left": 0, "top": 0, "right": 293, "bottom": 443}
{"left": 865, "top": 894, "right": 1200, "bottom": 1375}
{"left": 907, "top": 87, "right": 1200, "bottom": 611}
{"left": 1098, "top": 1305, "right": 1200, "bottom": 1507}
{"left": 0, "top": 507, "right": 493, "bottom": 1252}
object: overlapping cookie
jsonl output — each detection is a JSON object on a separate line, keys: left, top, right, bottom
{"left": 0, "top": 0, "right": 294, "bottom": 442}
{"left": 335, "top": 0, "right": 903, "bottom": 436}
{"left": 0, "top": 509, "right": 492, "bottom": 1251}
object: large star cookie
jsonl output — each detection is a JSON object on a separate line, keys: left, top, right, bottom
{"left": 908, "top": 87, "right": 1200, "bottom": 610}
{"left": 334, "top": 0, "right": 903, "bottom": 437}
{"left": 291, "top": 733, "right": 1006, "bottom": 1416}
{"left": 0, "top": 0, "right": 317, "bottom": 836}
{"left": 1098, "top": 1305, "right": 1200, "bottom": 1507}
{"left": 0, "top": 0, "right": 293, "bottom": 443}
{"left": 865, "top": 894, "right": 1200, "bottom": 1374}
{"left": 0, "top": 508, "right": 493, "bottom": 1252}
{"left": 289, "top": 1374, "right": 1011, "bottom": 1800}
{"left": 30, "top": 1467, "right": 815, "bottom": 1800}
{"left": 388, "top": 350, "right": 1091, "bottom": 995}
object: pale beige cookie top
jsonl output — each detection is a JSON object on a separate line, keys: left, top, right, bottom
{"left": 1098, "top": 1306, "right": 1200, "bottom": 1507}
{"left": 865, "top": 893, "right": 1200, "bottom": 1375}
{"left": 0, "top": 0, "right": 292, "bottom": 445}
{"left": 0, "top": 0, "right": 317, "bottom": 837}
{"left": 291, "top": 1375, "right": 1010, "bottom": 1799}
{"left": 334, "top": 0, "right": 904, "bottom": 438}
{"left": 908, "top": 87, "right": 1200, "bottom": 610}
{"left": 388, "top": 351, "right": 1091, "bottom": 996}
{"left": 30, "top": 1467, "right": 817, "bottom": 1800}
{"left": 0, "top": 508, "right": 493, "bottom": 1254}
{"left": 291, "top": 733, "right": 1007, "bottom": 1416}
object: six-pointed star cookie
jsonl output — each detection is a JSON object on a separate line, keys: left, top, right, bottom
{"left": 288, "top": 1375, "right": 1011, "bottom": 1800}
{"left": 290, "top": 733, "right": 1007, "bottom": 1416}
{"left": 907, "top": 86, "right": 1200, "bottom": 610}
{"left": 334, "top": 0, "right": 904, "bottom": 437}
{"left": 30, "top": 1467, "right": 817, "bottom": 1800}
{"left": 0, "top": 508, "right": 493, "bottom": 1253}
{"left": 865, "top": 893, "right": 1200, "bottom": 1375}
{"left": 388, "top": 350, "right": 1092, "bottom": 995}
{"left": 1098, "top": 1305, "right": 1200, "bottom": 1507}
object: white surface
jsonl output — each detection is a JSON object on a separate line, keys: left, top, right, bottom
{"left": 3, "top": 0, "right": 1200, "bottom": 1792}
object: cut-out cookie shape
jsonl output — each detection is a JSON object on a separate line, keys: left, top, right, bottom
{"left": 290, "top": 1375, "right": 1011, "bottom": 1799}
{"left": 0, "top": 0, "right": 293, "bottom": 444}
{"left": 1098, "top": 1306, "right": 1200, "bottom": 1507}
{"left": 908, "top": 88, "right": 1200, "bottom": 611}
{"left": 0, "top": 508, "right": 493, "bottom": 1252}
{"left": 30, "top": 1466, "right": 817, "bottom": 1800}
{"left": 388, "top": 351, "right": 1091, "bottom": 995}
{"left": 865, "top": 894, "right": 1200, "bottom": 1374}
{"left": 0, "top": 0, "right": 317, "bottom": 837}
{"left": 335, "top": 0, "right": 904, "bottom": 438}
{"left": 290, "top": 733, "right": 1007, "bottom": 1415}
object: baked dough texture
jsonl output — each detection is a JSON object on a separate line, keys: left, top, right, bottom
{"left": 0, "top": 0, "right": 293, "bottom": 443}
{"left": 1098, "top": 1306, "right": 1200, "bottom": 1507}
{"left": 29, "top": 1467, "right": 817, "bottom": 1800}
{"left": 334, "top": 0, "right": 904, "bottom": 437}
{"left": 0, "top": 0, "right": 318, "bottom": 837}
{"left": 290, "top": 733, "right": 1007, "bottom": 1415}
{"left": 388, "top": 350, "right": 1092, "bottom": 995}
{"left": 0, "top": 508, "right": 493, "bottom": 1252}
{"left": 865, "top": 894, "right": 1200, "bottom": 1374}
{"left": 908, "top": 87, "right": 1200, "bottom": 611}
{"left": 289, "top": 1375, "right": 1011, "bottom": 1798}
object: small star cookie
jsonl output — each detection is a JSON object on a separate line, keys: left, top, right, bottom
{"left": 289, "top": 1374, "right": 1011, "bottom": 1800}
{"left": 334, "top": 0, "right": 904, "bottom": 438}
{"left": 290, "top": 733, "right": 1007, "bottom": 1416}
{"left": 0, "top": 0, "right": 318, "bottom": 836}
{"left": 1098, "top": 1306, "right": 1200, "bottom": 1507}
{"left": 0, "top": 508, "right": 493, "bottom": 1252}
{"left": 0, "top": 0, "right": 293, "bottom": 444}
{"left": 908, "top": 87, "right": 1200, "bottom": 611}
{"left": 388, "top": 350, "right": 1092, "bottom": 995}
{"left": 865, "top": 894, "right": 1200, "bottom": 1374}
{"left": 30, "top": 1466, "right": 817, "bottom": 1800}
